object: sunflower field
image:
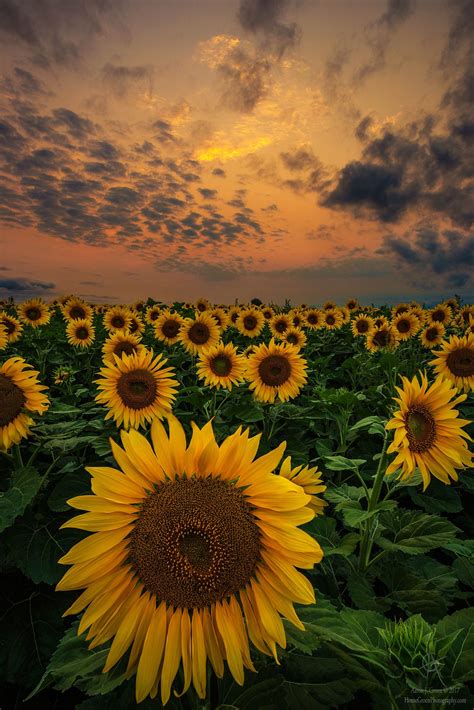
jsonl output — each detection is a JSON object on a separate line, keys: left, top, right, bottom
{"left": 1, "top": 296, "right": 473, "bottom": 710}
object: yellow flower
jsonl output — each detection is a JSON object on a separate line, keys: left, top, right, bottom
{"left": 386, "top": 373, "right": 472, "bottom": 490}
{"left": 179, "top": 313, "right": 220, "bottom": 355}
{"left": 56, "top": 416, "right": 322, "bottom": 704}
{"left": 420, "top": 323, "right": 445, "bottom": 349}
{"left": 236, "top": 307, "right": 265, "bottom": 338}
{"left": 366, "top": 325, "right": 399, "bottom": 352}
{"left": 196, "top": 342, "right": 247, "bottom": 390}
{"left": 351, "top": 315, "right": 374, "bottom": 337}
{"left": 102, "top": 332, "right": 145, "bottom": 364}
{"left": 66, "top": 319, "right": 95, "bottom": 348}
{"left": 0, "top": 357, "right": 49, "bottom": 450}
{"left": 279, "top": 456, "right": 327, "bottom": 516}
{"left": 17, "top": 298, "right": 50, "bottom": 327}
{"left": 104, "top": 306, "right": 133, "bottom": 333}
{"left": 0, "top": 312, "right": 23, "bottom": 343}
{"left": 430, "top": 333, "right": 474, "bottom": 393}
{"left": 246, "top": 339, "right": 307, "bottom": 403}
{"left": 282, "top": 327, "right": 307, "bottom": 351}
{"left": 62, "top": 297, "right": 93, "bottom": 322}
{"left": 392, "top": 312, "right": 420, "bottom": 340}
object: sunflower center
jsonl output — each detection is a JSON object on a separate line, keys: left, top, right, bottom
{"left": 243, "top": 315, "right": 257, "bottom": 331}
{"left": 356, "top": 319, "right": 369, "bottom": 333}
{"left": 231, "top": 312, "right": 239, "bottom": 323}
{"left": 129, "top": 320, "right": 139, "bottom": 334}
{"left": 373, "top": 329, "right": 390, "bottom": 347}
{"left": 258, "top": 354, "right": 291, "bottom": 387}
{"left": 129, "top": 478, "right": 261, "bottom": 608}
{"left": 2, "top": 319, "right": 15, "bottom": 335}
{"left": 150, "top": 310, "right": 159, "bottom": 321}
{"left": 431, "top": 309, "right": 445, "bottom": 322}
{"left": 26, "top": 307, "right": 41, "bottom": 321}
{"left": 286, "top": 333, "right": 298, "bottom": 344}
{"left": 397, "top": 319, "right": 410, "bottom": 333}
{"left": 446, "top": 348, "right": 474, "bottom": 376}
{"left": 406, "top": 406, "right": 436, "bottom": 452}
{"left": 307, "top": 313, "right": 318, "bottom": 325}
{"left": 197, "top": 303, "right": 206, "bottom": 312}
{"left": 75, "top": 327, "right": 89, "bottom": 340}
{"left": 0, "top": 374, "right": 26, "bottom": 427}
{"left": 188, "top": 323, "right": 210, "bottom": 345}
{"left": 210, "top": 355, "right": 232, "bottom": 376}
{"left": 70, "top": 306, "right": 86, "bottom": 319}
{"left": 326, "top": 315, "right": 335, "bottom": 325}
{"left": 275, "top": 320, "right": 287, "bottom": 333}
{"left": 293, "top": 317, "right": 301, "bottom": 327}
{"left": 111, "top": 315, "right": 126, "bottom": 329}
{"left": 162, "top": 319, "right": 180, "bottom": 338}
{"left": 117, "top": 369, "right": 157, "bottom": 409}
{"left": 426, "top": 327, "right": 439, "bottom": 342}
{"left": 113, "top": 341, "right": 136, "bottom": 357}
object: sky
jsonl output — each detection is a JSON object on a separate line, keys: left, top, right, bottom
{"left": 0, "top": 0, "right": 472, "bottom": 305}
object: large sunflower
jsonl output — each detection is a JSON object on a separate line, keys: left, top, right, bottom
{"left": 196, "top": 342, "right": 246, "bottom": 390}
{"left": 56, "top": 416, "right": 322, "bottom": 704}
{"left": 351, "top": 315, "right": 374, "bottom": 337}
{"left": 66, "top": 319, "right": 95, "bottom": 348}
{"left": 0, "top": 357, "right": 50, "bottom": 450}
{"left": 430, "top": 333, "right": 474, "bottom": 393}
{"left": 95, "top": 349, "right": 179, "bottom": 429}
{"left": 103, "top": 332, "right": 145, "bottom": 364}
{"left": 104, "top": 306, "right": 133, "bottom": 333}
{"left": 179, "top": 313, "right": 220, "bottom": 355}
{"left": 17, "top": 298, "right": 51, "bottom": 327}
{"left": 246, "top": 339, "right": 307, "bottom": 403}
{"left": 236, "top": 308, "right": 265, "bottom": 338}
{"left": 392, "top": 312, "right": 420, "bottom": 340}
{"left": 420, "top": 323, "right": 445, "bottom": 349}
{"left": 153, "top": 311, "right": 182, "bottom": 345}
{"left": 0, "top": 312, "right": 23, "bottom": 343}
{"left": 62, "top": 297, "right": 93, "bottom": 322}
{"left": 386, "top": 373, "right": 472, "bottom": 490}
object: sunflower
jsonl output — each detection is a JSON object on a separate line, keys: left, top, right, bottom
{"left": 132, "top": 300, "right": 146, "bottom": 313}
{"left": 179, "top": 313, "right": 220, "bottom": 355}
{"left": 195, "top": 297, "right": 210, "bottom": 313}
{"left": 409, "top": 306, "right": 426, "bottom": 323}
{"left": 17, "top": 298, "right": 51, "bottom": 328}
{"left": 269, "top": 313, "right": 291, "bottom": 339}
{"left": 289, "top": 309, "right": 304, "bottom": 329}
{"left": 62, "top": 297, "right": 93, "bottom": 322}
{"left": 459, "top": 305, "right": 474, "bottom": 325}
{"left": 465, "top": 315, "right": 474, "bottom": 336}
{"left": 145, "top": 305, "right": 162, "bottom": 325}
{"left": 127, "top": 311, "right": 145, "bottom": 338}
{"left": 373, "top": 314, "right": 389, "bottom": 329}
{"left": 56, "top": 416, "right": 323, "bottom": 704}
{"left": 346, "top": 298, "right": 359, "bottom": 311}
{"left": 208, "top": 307, "right": 229, "bottom": 332}
{"left": 304, "top": 308, "right": 323, "bottom": 330}
{"left": 386, "top": 373, "right": 472, "bottom": 490}
{"left": 428, "top": 304, "right": 452, "bottom": 326}
{"left": 227, "top": 306, "right": 241, "bottom": 327}
{"left": 420, "top": 323, "right": 446, "bottom": 349}
{"left": 236, "top": 308, "right": 265, "bottom": 338}
{"left": 351, "top": 315, "right": 374, "bottom": 337}
{"left": 430, "top": 333, "right": 474, "bottom": 393}
{"left": 262, "top": 306, "right": 275, "bottom": 320}
{"left": 0, "top": 312, "right": 23, "bottom": 343}
{"left": 196, "top": 342, "right": 247, "bottom": 390}
{"left": 391, "top": 303, "right": 411, "bottom": 317}
{"left": 0, "top": 324, "right": 7, "bottom": 350}
{"left": 323, "top": 300, "right": 337, "bottom": 311}
{"left": 246, "top": 339, "right": 307, "bottom": 404}
{"left": 244, "top": 344, "right": 257, "bottom": 357}
{"left": 95, "top": 349, "right": 179, "bottom": 429}
{"left": 104, "top": 306, "right": 133, "bottom": 333}
{"left": 392, "top": 313, "right": 420, "bottom": 340}
{"left": 282, "top": 327, "right": 307, "bottom": 351}
{"left": 103, "top": 333, "right": 145, "bottom": 364}
{"left": 322, "top": 309, "right": 343, "bottom": 330}
{"left": 154, "top": 311, "right": 183, "bottom": 346}
{"left": 0, "top": 357, "right": 50, "bottom": 450}
{"left": 366, "top": 325, "right": 399, "bottom": 352}
{"left": 279, "top": 456, "right": 327, "bottom": 517}
{"left": 66, "top": 319, "right": 95, "bottom": 348}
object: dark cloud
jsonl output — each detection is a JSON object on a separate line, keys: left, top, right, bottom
{"left": 0, "top": 276, "right": 55, "bottom": 292}
{"left": 1, "top": 67, "right": 50, "bottom": 97}
{"left": 353, "top": 0, "right": 415, "bottom": 86}
{"left": 102, "top": 63, "right": 154, "bottom": 99}
{"left": 198, "top": 188, "right": 218, "bottom": 200}
{"left": 0, "top": 0, "right": 38, "bottom": 45}
{"left": 212, "top": 167, "right": 226, "bottom": 177}
{"left": 279, "top": 148, "right": 330, "bottom": 194}
{"left": 280, "top": 148, "right": 317, "bottom": 171}
{"left": 52, "top": 108, "right": 95, "bottom": 138}
{"left": 217, "top": 46, "right": 271, "bottom": 113}
{"left": 381, "top": 226, "right": 474, "bottom": 289}
{"left": 262, "top": 203, "right": 278, "bottom": 212}
{"left": 237, "top": 0, "right": 299, "bottom": 59}
{"left": 355, "top": 115, "right": 373, "bottom": 142}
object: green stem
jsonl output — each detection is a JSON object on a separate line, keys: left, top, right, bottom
{"left": 209, "top": 389, "right": 217, "bottom": 419}
{"left": 13, "top": 444, "right": 24, "bottom": 470}
{"left": 358, "top": 432, "right": 389, "bottom": 572}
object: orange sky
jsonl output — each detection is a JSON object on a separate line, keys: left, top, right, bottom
{"left": 0, "top": 0, "right": 472, "bottom": 304}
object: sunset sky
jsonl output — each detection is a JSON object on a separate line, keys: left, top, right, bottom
{"left": 0, "top": 0, "right": 472, "bottom": 305}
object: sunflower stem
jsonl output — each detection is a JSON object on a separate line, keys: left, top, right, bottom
{"left": 13, "top": 444, "right": 24, "bottom": 470}
{"left": 358, "top": 431, "right": 389, "bottom": 572}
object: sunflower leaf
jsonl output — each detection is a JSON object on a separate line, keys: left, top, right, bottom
{"left": 376, "top": 509, "right": 460, "bottom": 554}
{"left": 0, "top": 465, "right": 43, "bottom": 533}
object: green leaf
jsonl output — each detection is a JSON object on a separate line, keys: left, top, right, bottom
{"left": 348, "top": 415, "right": 386, "bottom": 437}
{"left": 408, "top": 481, "right": 463, "bottom": 514}
{"left": 48, "top": 469, "right": 90, "bottom": 512}
{"left": 341, "top": 500, "right": 397, "bottom": 528}
{"left": 436, "top": 608, "right": 474, "bottom": 682}
{"left": 283, "top": 654, "right": 354, "bottom": 709}
{"left": 324, "top": 484, "right": 365, "bottom": 507}
{"left": 0, "top": 466, "right": 43, "bottom": 533}
{"left": 376, "top": 509, "right": 460, "bottom": 554}
{"left": 324, "top": 455, "right": 366, "bottom": 471}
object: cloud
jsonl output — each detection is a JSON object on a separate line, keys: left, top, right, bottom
{"left": 237, "top": 0, "right": 300, "bottom": 59}
{"left": 102, "top": 62, "right": 154, "bottom": 99}
{"left": 353, "top": 0, "right": 415, "bottom": 86}
{"left": 0, "top": 276, "right": 55, "bottom": 292}
{"left": 212, "top": 167, "right": 226, "bottom": 177}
